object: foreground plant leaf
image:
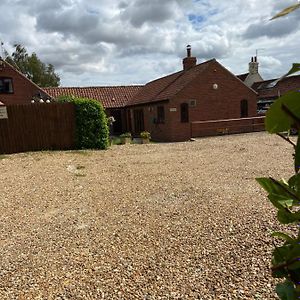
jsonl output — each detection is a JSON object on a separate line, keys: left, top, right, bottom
{"left": 265, "top": 91, "right": 300, "bottom": 133}
{"left": 270, "top": 3, "right": 300, "bottom": 20}
{"left": 276, "top": 280, "right": 297, "bottom": 300}
{"left": 271, "top": 232, "right": 295, "bottom": 243}
{"left": 271, "top": 64, "right": 300, "bottom": 87}
{"left": 256, "top": 178, "right": 299, "bottom": 207}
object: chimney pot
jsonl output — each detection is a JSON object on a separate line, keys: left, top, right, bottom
{"left": 183, "top": 45, "right": 196, "bottom": 71}
{"left": 187, "top": 45, "right": 191, "bottom": 57}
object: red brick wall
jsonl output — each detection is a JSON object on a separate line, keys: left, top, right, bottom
{"left": 191, "top": 116, "right": 265, "bottom": 137}
{"left": 0, "top": 62, "right": 46, "bottom": 105}
{"left": 129, "top": 102, "right": 174, "bottom": 142}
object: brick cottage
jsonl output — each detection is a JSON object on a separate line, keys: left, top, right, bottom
{"left": 126, "top": 46, "right": 258, "bottom": 141}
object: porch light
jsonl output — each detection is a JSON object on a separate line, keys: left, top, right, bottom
{"left": 213, "top": 83, "right": 218, "bottom": 90}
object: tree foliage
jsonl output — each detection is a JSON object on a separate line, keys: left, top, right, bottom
{"left": 5, "top": 44, "right": 60, "bottom": 87}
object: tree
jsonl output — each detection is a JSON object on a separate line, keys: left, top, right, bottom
{"left": 5, "top": 44, "right": 60, "bottom": 87}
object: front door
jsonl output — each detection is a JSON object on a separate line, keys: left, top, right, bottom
{"left": 133, "top": 109, "right": 145, "bottom": 134}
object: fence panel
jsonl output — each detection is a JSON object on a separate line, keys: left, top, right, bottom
{"left": 0, "top": 103, "right": 75, "bottom": 154}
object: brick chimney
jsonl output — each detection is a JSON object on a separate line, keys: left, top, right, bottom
{"left": 249, "top": 56, "right": 259, "bottom": 75}
{"left": 183, "top": 45, "right": 197, "bottom": 71}
{"left": 244, "top": 56, "right": 263, "bottom": 87}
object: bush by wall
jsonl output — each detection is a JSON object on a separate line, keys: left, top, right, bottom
{"left": 57, "top": 95, "right": 109, "bottom": 150}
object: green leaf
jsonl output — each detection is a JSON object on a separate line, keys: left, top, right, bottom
{"left": 256, "top": 178, "right": 286, "bottom": 194}
{"left": 270, "top": 3, "right": 300, "bottom": 20}
{"left": 273, "top": 245, "right": 291, "bottom": 267}
{"left": 287, "top": 245, "right": 300, "bottom": 270}
{"left": 269, "top": 194, "right": 294, "bottom": 208}
{"left": 285, "top": 63, "right": 300, "bottom": 77}
{"left": 288, "top": 261, "right": 300, "bottom": 270}
{"left": 288, "top": 174, "right": 300, "bottom": 198}
{"left": 256, "top": 178, "right": 299, "bottom": 208}
{"left": 295, "top": 135, "right": 300, "bottom": 173}
{"left": 277, "top": 209, "right": 296, "bottom": 224}
{"left": 272, "top": 232, "right": 295, "bottom": 243}
{"left": 276, "top": 281, "right": 296, "bottom": 300}
{"left": 265, "top": 91, "right": 300, "bottom": 133}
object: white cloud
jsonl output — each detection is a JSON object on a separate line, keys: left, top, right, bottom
{"left": 0, "top": 0, "right": 299, "bottom": 86}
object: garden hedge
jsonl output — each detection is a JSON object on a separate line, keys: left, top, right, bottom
{"left": 57, "top": 95, "right": 109, "bottom": 150}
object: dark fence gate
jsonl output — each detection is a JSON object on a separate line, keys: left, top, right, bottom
{"left": 0, "top": 103, "right": 75, "bottom": 154}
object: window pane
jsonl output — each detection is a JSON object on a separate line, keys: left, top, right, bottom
{"left": 0, "top": 77, "right": 13, "bottom": 93}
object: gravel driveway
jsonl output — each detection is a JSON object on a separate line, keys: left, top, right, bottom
{"left": 0, "top": 132, "right": 293, "bottom": 299}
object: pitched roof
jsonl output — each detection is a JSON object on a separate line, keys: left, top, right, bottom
{"left": 252, "top": 74, "right": 300, "bottom": 99}
{"left": 127, "top": 59, "right": 214, "bottom": 106}
{"left": 44, "top": 85, "right": 143, "bottom": 108}
{"left": 236, "top": 73, "right": 249, "bottom": 82}
{"left": 0, "top": 58, "right": 51, "bottom": 99}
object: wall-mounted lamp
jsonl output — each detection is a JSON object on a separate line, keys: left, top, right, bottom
{"left": 213, "top": 83, "right": 218, "bottom": 90}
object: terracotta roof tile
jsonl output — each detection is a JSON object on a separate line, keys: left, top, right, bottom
{"left": 128, "top": 59, "right": 214, "bottom": 106}
{"left": 44, "top": 86, "right": 143, "bottom": 108}
{"left": 252, "top": 75, "right": 300, "bottom": 99}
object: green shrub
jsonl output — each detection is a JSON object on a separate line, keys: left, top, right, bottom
{"left": 120, "top": 132, "right": 132, "bottom": 138}
{"left": 140, "top": 131, "right": 151, "bottom": 139}
{"left": 57, "top": 95, "right": 109, "bottom": 150}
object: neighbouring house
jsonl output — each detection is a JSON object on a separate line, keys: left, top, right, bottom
{"left": 0, "top": 58, "right": 50, "bottom": 105}
{"left": 126, "top": 46, "right": 258, "bottom": 142}
{"left": 45, "top": 86, "right": 143, "bottom": 135}
{"left": 237, "top": 56, "right": 264, "bottom": 88}
{"left": 252, "top": 75, "right": 300, "bottom": 115}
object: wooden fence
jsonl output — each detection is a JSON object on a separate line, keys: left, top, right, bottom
{"left": 0, "top": 103, "right": 75, "bottom": 154}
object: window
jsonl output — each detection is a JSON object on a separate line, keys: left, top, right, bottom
{"left": 181, "top": 103, "right": 189, "bottom": 122}
{"left": 0, "top": 77, "right": 13, "bottom": 94}
{"left": 240, "top": 99, "right": 248, "bottom": 118}
{"left": 189, "top": 99, "right": 197, "bottom": 107}
{"left": 157, "top": 106, "right": 165, "bottom": 123}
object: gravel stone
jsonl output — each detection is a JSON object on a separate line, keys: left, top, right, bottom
{"left": 0, "top": 132, "right": 292, "bottom": 299}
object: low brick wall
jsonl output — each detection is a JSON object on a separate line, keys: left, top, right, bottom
{"left": 191, "top": 116, "right": 265, "bottom": 138}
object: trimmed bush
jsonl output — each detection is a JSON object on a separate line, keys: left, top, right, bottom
{"left": 57, "top": 95, "right": 109, "bottom": 150}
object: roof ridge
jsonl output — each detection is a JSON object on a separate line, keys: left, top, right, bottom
{"left": 44, "top": 85, "right": 144, "bottom": 89}
{"left": 144, "top": 59, "right": 215, "bottom": 101}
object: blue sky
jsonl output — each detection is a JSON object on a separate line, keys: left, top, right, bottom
{"left": 0, "top": 0, "right": 299, "bottom": 86}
